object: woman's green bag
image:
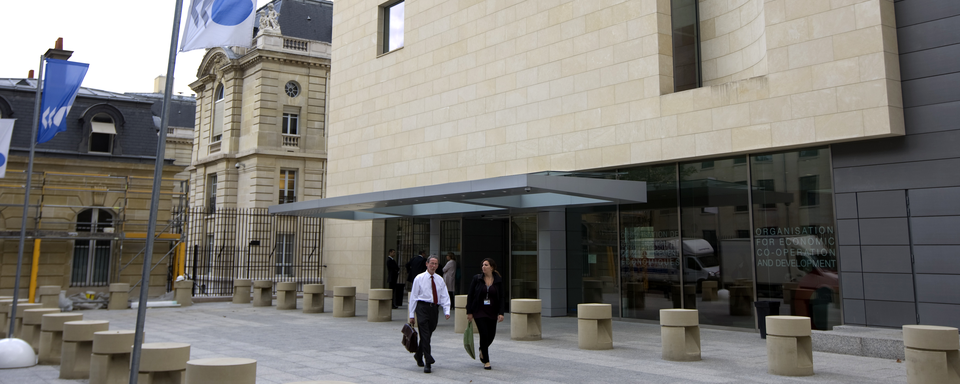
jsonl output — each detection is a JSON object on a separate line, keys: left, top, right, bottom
{"left": 463, "top": 321, "right": 476, "bottom": 359}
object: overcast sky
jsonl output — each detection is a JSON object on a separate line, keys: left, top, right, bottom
{"left": 3, "top": 0, "right": 274, "bottom": 96}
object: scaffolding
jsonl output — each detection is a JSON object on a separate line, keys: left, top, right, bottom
{"left": 0, "top": 170, "right": 189, "bottom": 293}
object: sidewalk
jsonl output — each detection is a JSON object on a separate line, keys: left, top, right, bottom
{"left": 0, "top": 299, "right": 907, "bottom": 384}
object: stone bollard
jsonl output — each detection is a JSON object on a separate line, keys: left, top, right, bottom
{"left": 902, "top": 325, "right": 960, "bottom": 384}
{"left": 577, "top": 303, "right": 613, "bottom": 350}
{"left": 90, "top": 330, "right": 141, "bottom": 384}
{"left": 660, "top": 309, "right": 701, "bottom": 361}
{"left": 454, "top": 295, "right": 476, "bottom": 334}
{"left": 765, "top": 315, "right": 813, "bottom": 376}
{"left": 276, "top": 282, "right": 298, "bottom": 310}
{"left": 22, "top": 308, "right": 60, "bottom": 353}
{"left": 174, "top": 279, "right": 194, "bottom": 307}
{"left": 186, "top": 357, "right": 257, "bottom": 384}
{"left": 138, "top": 342, "right": 191, "bottom": 384}
{"left": 11, "top": 303, "right": 43, "bottom": 338}
{"left": 367, "top": 289, "right": 393, "bottom": 322}
{"left": 233, "top": 279, "right": 252, "bottom": 304}
{"left": 0, "top": 299, "right": 27, "bottom": 338}
{"left": 510, "top": 299, "right": 542, "bottom": 341}
{"left": 108, "top": 283, "right": 130, "bottom": 310}
{"left": 59, "top": 320, "right": 111, "bottom": 379}
{"left": 38, "top": 312, "right": 83, "bottom": 365}
{"left": 303, "top": 284, "right": 324, "bottom": 314}
{"left": 701, "top": 281, "right": 718, "bottom": 301}
{"left": 333, "top": 287, "right": 356, "bottom": 318}
{"left": 252, "top": 280, "right": 273, "bottom": 307}
{"left": 37, "top": 285, "right": 61, "bottom": 308}
{"left": 671, "top": 284, "right": 697, "bottom": 309}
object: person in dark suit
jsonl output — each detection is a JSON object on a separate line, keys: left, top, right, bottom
{"left": 387, "top": 249, "right": 402, "bottom": 308}
{"left": 405, "top": 250, "right": 427, "bottom": 284}
{"left": 466, "top": 258, "right": 506, "bottom": 370}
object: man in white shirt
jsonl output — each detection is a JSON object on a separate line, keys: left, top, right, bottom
{"left": 408, "top": 255, "right": 451, "bottom": 373}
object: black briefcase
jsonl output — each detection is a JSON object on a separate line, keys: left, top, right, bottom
{"left": 401, "top": 323, "right": 419, "bottom": 353}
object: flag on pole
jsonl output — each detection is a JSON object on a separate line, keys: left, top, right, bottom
{"left": 181, "top": 0, "right": 257, "bottom": 51}
{"left": 0, "top": 119, "right": 15, "bottom": 178}
{"left": 38, "top": 59, "right": 89, "bottom": 144}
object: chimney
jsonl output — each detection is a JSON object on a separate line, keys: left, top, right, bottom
{"left": 28, "top": 70, "right": 34, "bottom": 79}
{"left": 44, "top": 37, "right": 73, "bottom": 61}
{"left": 154, "top": 76, "right": 167, "bottom": 93}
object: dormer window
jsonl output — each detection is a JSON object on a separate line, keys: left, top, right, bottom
{"left": 89, "top": 114, "right": 116, "bottom": 153}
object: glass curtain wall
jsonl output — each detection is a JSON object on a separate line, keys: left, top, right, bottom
{"left": 679, "top": 157, "right": 754, "bottom": 328}
{"left": 751, "top": 148, "right": 839, "bottom": 330}
{"left": 567, "top": 206, "right": 620, "bottom": 315}
{"left": 619, "top": 164, "right": 682, "bottom": 318}
{"left": 510, "top": 215, "right": 539, "bottom": 299}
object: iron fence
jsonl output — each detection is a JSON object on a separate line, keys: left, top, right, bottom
{"left": 181, "top": 207, "right": 323, "bottom": 296}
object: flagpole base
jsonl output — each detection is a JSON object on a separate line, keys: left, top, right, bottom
{"left": 0, "top": 338, "right": 38, "bottom": 369}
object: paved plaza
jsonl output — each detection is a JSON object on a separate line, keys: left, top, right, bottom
{"left": 1, "top": 299, "right": 907, "bottom": 383}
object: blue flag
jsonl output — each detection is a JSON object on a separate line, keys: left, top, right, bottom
{"left": 38, "top": 59, "right": 89, "bottom": 144}
{"left": 181, "top": 0, "right": 256, "bottom": 51}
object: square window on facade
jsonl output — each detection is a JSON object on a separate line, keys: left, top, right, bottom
{"left": 800, "top": 175, "right": 819, "bottom": 206}
{"left": 381, "top": 1, "right": 404, "bottom": 54}
{"left": 282, "top": 113, "right": 299, "bottom": 135}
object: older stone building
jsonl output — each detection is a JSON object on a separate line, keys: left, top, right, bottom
{"left": 0, "top": 76, "right": 190, "bottom": 297}
{"left": 271, "top": 0, "right": 960, "bottom": 331}
{"left": 185, "top": 0, "right": 332, "bottom": 293}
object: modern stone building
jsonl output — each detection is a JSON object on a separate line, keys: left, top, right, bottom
{"left": 0, "top": 75, "right": 190, "bottom": 297}
{"left": 271, "top": 0, "right": 960, "bottom": 331}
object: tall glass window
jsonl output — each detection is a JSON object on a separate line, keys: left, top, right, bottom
{"left": 382, "top": 1, "right": 405, "bottom": 53}
{"left": 671, "top": 0, "right": 701, "bottom": 92}
{"left": 679, "top": 157, "right": 754, "bottom": 328}
{"left": 510, "top": 215, "right": 538, "bottom": 299}
{"left": 567, "top": 206, "right": 620, "bottom": 315}
{"left": 279, "top": 169, "right": 297, "bottom": 204}
{"left": 751, "top": 147, "right": 838, "bottom": 330}
{"left": 619, "top": 164, "right": 681, "bottom": 319}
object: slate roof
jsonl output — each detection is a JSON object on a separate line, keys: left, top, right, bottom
{"left": 255, "top": 0, "right": 333, "bottom": 43}
{"left": 0, "top": 78, "right": 145, "bottom": 103}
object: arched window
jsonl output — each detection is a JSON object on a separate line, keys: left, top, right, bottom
{"left": 71, "top": 209, "right": 114, "bottom": 286}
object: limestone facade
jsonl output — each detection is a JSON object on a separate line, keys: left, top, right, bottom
{"left": 321, "top": 0, "right": 903, "bottom": 292}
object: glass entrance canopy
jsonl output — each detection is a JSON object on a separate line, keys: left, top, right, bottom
{"left": 268, "top": 172, "right": 647, "bottom": 219}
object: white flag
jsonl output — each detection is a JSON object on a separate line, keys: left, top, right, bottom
{"left": 181, "top": 0, "right": 256, "bottom": 52}
{"left": 0, "top": 119, "right": 15, "bottom": 178}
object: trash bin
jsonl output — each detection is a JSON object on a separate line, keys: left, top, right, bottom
{"left": 755, "top": 301, "right": 781, "bottom": 339}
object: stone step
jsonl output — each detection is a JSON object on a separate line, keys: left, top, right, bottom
{"left": 812, "top": 325, "right": 904, "bottom": 360}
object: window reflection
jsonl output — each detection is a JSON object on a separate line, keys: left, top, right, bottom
{"left": 386, "top": 1, "right": 404, "bottom": 52}
{"left": 567, "top": 206, "right": 620, "bottom": 315}
{"left": 511, "top": 215, "right": 538, "bottom": 299}
{"left": 751, "top": 148, "right": 838, "bottom": 330}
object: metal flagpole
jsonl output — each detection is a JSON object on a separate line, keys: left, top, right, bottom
{"left": 128, "top": 0, "right": 184, "bottom": 381}
{"left": 10, "top": 54, "right": 46, "bottom": 339}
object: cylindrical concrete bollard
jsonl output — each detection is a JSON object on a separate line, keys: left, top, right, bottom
{"left": 302, "top": 284, "right": 324, "bottom": 314}
{"left": 233, "top": 279, "right": 253, "bottom": 304}
{"left": 108, "top": 283, "right": 130, "bottom": 310}
{"left": 22, "top": 308, "right": 60, "bottom": 353}
{"left": 252, "top": 281, "right": 273, "bottom": 307}
{"left": 660, "top": 309, "right": 701, "bottom": 361}
{"left": 765, "top": 315, "right": 813, "bottom": 376}
{"left": 138, "top": 342, "right": 191, "bottom": 384}
{"left": 333, "top": 286, "right": 356, "bottom": 317}
{"left": 60, "top": 320, "right": 111, "bottom": 379}
{"left": 185, "top": 357, "right": 257, "bottom": 384}
{"left": 38, "top": 312, "right": 84, "bottom": 365}
{"left": 174, "top": 280, "right": 194, "bottom": 307}
{"left": 90, "top": 330, "right": 141, "bottom": 384}
{"left": 11, "top": 303, "right": 42, "bottom": 338}
{"left": 37, "top": 285, "right": 61, "bottom": 309}
{"left": 511, "top": 299, "right": 542, "bottom": 341}
{"left": 454, "top": 295, "right": 476, "bottom": 334}
{"left": 367, "top": 289, "right": 393, "bottom": 322}
{"left": 578, "top": 303, "right": 613, "bottom": 350}
{"left": 276, "top": 282, "right": 298, "bottom": 310}
{"left": 903, "top": 325, "right": 960, "bottom": 384}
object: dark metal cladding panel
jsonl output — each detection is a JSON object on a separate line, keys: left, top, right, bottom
{"left": 914, "top": 245, "right": 960, "bottom": 274}
{"left": 895, "top": 0, "right": 960, "bottom": 27}
{"left": 918, "top": 303, "right": 960, "bottom": 328}
{"left": 843, "top": 299, "right": 866, "bottom": 325}
{"left": 857, "top": 218, "right": 910, "bottom": 246}
{"left": 841, "top": 272, "right": 864, "bottom": 299}
{"left": 865, "top": 300, "right": 917, "bottom": 327}
{"left": 916, "top": 274, "right": 960, "bottom": 304}
{"left": 859, "top": 246, "right": 912, "bottom": 273}
{"left": 856, "top": 191, "right": 907, "bottom": 219}
{"left": 909, "top": 187, "right": 960, "bottom": 217}
{"left": 862, "top": 273, "right": 915, "bottom": 302}
{"left": 910, "top": 216, "right": 960, "bottom": 245}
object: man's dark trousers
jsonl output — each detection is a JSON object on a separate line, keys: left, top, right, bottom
{"left": 414, "top": 301, "right": 439, "bottom": 365}
{"left": 391, "top": 283, "right": 404, "bottom": 307}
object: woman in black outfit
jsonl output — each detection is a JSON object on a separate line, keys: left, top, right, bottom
{"left": 466, "top": 258, "right": 505, "bottom": 370}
